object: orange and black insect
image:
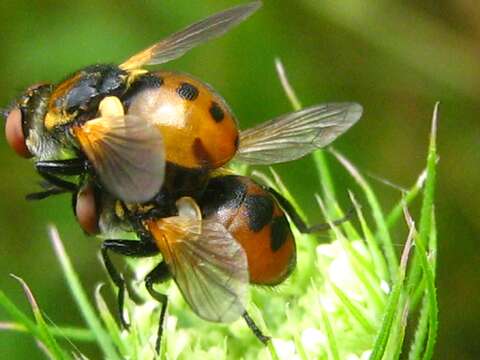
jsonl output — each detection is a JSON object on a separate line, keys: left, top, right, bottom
{"left": 3, "top": 2, "right": 261, "bottom": 204}
{"left": 74, "top": 173, "right": 354, "bottom": 351}
{"left": 4, "top": 0, "right": 360, "bottom": 207}
{"left": 3, "top": 0, "right": 363, "bottom": 352}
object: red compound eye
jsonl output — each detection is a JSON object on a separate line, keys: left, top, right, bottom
{"left": 5, "top": 107, "right": 32, "bottom": 158}
{"left": 76, "top": 185, "right": 99, "bottom": 235}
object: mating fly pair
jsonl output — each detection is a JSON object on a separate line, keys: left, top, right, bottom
{"left": 3, "top": 1, "right": 362, "bottom": 351}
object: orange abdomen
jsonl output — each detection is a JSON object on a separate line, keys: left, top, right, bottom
{"left": 200, "top": 175, "right": 296, "bottom": 286}
{"left": 125, "top": 71, "right": 239, "bottom": 170}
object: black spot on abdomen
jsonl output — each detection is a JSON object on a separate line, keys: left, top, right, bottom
{"left": 192, "top": 137, "right": 213, "bottom": 166}
{"left": 201, "top": 175, "right": 247, "bottom": 218}
{"left": 131, "top": 74, "right": 164, "bottom": 89}
{"left": 244, "top": 194, "right": 274, "bottom": 232}
{"left": 177, "top": 82, "right": 199, "bottom": 101}
{"left": 122, "top": 74, "right": 163, "bottom": 108}
{"left": 234, "top": 134, "right": 239, "bottom": 150}
{"left": 270, "top": 216, "right": 290, "bottom": 252}
{"left": 209, "top": 101, "right": 225, "bottom": 122}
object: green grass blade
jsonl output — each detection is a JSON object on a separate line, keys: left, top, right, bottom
{"left": 48, "top": 225, "right": 121, "bottom": 360}
{"left": 274, "top": 58, "right": 337, "bottom": 213}
{"left": 271, "top": 168, "right": 307, "bottom": 220}
{"left": 408, "top": 296, "right": 429, "bottom": 360}
{"left": 94, "top": 285, "right": 127, "bottom": 355}
{"left": 410, "top": 212, "right": 438, "bottom": 312}
{"left": 331, "top": 149, "right": 398, "bottom": 281}
{"left": 318, "top": 297, "right": 340, "bottom": 360}
{"left": 0, "top": 322, "right": 95, "bottom": 342}
{"left": 267, "top": 341, "right": 280, "bottom": 360}
{"left": 313, "top": 151, "right": 338, "bottom": 215}
{"left": 406, "top": 104, "right": 439, "bottom": 291}
{"left": 385, "top": 169, "right": 426, "bottom": 230}
{"left": 391, "top": 298, "right": 410, "bottom": 359}
{"left": 329, "top": 282, "right": 376, "bottom": 334}
{"left": 410, "top": 276, "right": 426, "bottom": 312}
{"left": 410, "top": 213, "right": 437, "bottom": 314}
{"left": 404, "top": 207, "right": 438, "bottom": 360}
{"left": 414, "top": 103, "right": 439, "bottom": 246}
{"left": 349, "top": 191, "right": 389, "bottom": 283}
{"left": 11, "top": 275, "right": 70, "bottom": 360}
{"left": 409, "top": 103, "right": 439, "bottom": 359}
{"left": 246, "top": 303, "right": 277, "bottom": 360}
{"left": 369, "top": 279, "right": 404, "bottom": 360}
{"left": 429, "top": 211, "right": 437, "bottom": 271}
{"left": 404, "top": 104, "right": 439, "bottom": 360}
{"left": 369, "top": 223, "right": 413, "bottom": 360}
{"left": 334, "top": 201, "right": 361, "bottom": 241}
{"left": 0, "top": 289, "right": 44, "bottom": 340}
{"left": 285, "top": 306, "right": 308, "bottom": 360}
{"left": 275, "top": 58, "right": 302, "bottom": 111}
{"left": 316, "top": 195, "right": 386, "bottom": 313}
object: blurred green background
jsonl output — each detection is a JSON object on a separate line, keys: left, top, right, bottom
{"left": 0, "top": 0, "right": 478, "bottom": 358}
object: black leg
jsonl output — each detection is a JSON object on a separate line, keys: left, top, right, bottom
{"left": 101, "top": 240, "right": 159, "bottom": 329}
{"left": 36, "top": 158, "right": 89, "bottom": 176}
{"left": 268, "top": 187, "right": 354, "bottom": 234}
{"left": 145, "top": 261, "right": 170, "bottom": 354}
{"left": 27, "top": 169, "right": 81, "bottom": 201}
{"left": 26, "top": 186, "right": 69, "bottom": 201}
{"left": 30, "top": 158, "right": 90, "bottom": 198}
{"left": 36, "top": 171, "right": 77, "bottom": 193}
{"left": 243, "top": 311, "right": 270, "bottom": 345}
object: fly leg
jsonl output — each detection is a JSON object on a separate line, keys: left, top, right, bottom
{"left": 268, "top": 187, "right": 354, "bottom": 236}
{"left": 26, "top": 185, "right": 70, "bottom": 201}
{"left": 36, "top": 158, "right": 90, "bottom": 176}
{"left": 27, "top": 159, "right": 90, "bottom": 200}
{"left": 101, "top": 239, "right": 159, "bottom": 329}
{"left": 144, "top": 261, "right": 171, "bottom": 354}
{"left": 243, "top": 311, "right": 271, "bottom": 344}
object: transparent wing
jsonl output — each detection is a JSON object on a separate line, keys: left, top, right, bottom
{"left": 235, "top": 102, "right": 363, "bottom": 164}
{"left": 120, "top": 1, "right": 261, "bottom": 70}
{"left": 156, "top": 217, "right": 248, "bottom": 322}
{"left": 74, "top": 115, "right": 165, "bottom": 203}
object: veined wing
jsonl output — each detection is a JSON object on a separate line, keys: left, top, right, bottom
{"left": 235, "top": 102, "right": 362, "bottom": 165}
{"left": 74, "top": 115, "right": 165, "bottom": 203}
{"left": 120, "top": 1, "right": 261, "bottom": 70}
{"left": 152, "top": 216, "right": 249, "bottom": 322}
